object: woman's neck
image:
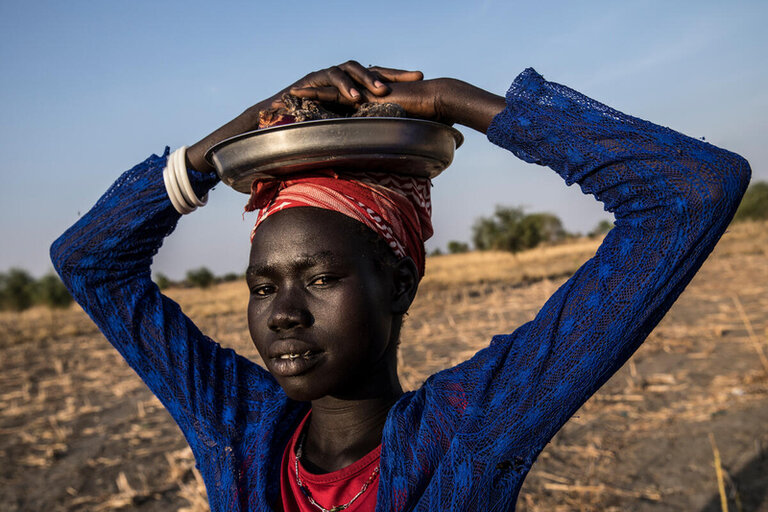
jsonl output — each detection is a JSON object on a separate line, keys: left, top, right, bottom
{"left": 302, "top": 387, "right": 402, "bottom": 473}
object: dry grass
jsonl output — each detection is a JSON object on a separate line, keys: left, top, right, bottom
{"left": 1, "top": 220, "right": 766, "bottom": 511}
{"left": 421, "top": 237, "right": 601, "bottom": 289}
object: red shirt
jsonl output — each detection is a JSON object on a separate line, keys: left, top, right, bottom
{"left": 279, "top": 412, "right": 380, "bottom": 512}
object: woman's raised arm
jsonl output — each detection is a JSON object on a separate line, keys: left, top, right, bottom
{"left": 393, "top": 68, "right": 752, "bottom": 496}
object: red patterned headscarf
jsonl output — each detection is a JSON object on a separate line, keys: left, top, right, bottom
{"left": 245, "top": 170, "right": 433, "bottom": 277}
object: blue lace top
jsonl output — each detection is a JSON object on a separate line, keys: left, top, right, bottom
{"left": 51, "top": 68, "right": 750, "bottom": 511}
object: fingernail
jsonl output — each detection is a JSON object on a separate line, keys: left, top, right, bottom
{"left": 350, "top": 88, "right": 360, "bottom": 98}
{"left": 374, "top": 80, "right": 384, "bottom": 88}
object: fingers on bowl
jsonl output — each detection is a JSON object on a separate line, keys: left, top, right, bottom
{"left": 291, "top": 60, "right": 424, "bottom": 104}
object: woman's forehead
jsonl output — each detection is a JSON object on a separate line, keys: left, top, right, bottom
{"left": 248, "top": 208, "right": 375, "bottom": 267}
{"left": 251, "top": 208, "right": 363, "bottom": 245}
{"left": 246, "top": 250, "right": 340, "bottom": 278}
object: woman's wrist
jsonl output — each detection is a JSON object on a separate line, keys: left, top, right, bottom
{"left": 186, "top": 103, "right": 266, "bottom": 173}
{"left": 439, "top": 78, "right": 506, "bottom": 134}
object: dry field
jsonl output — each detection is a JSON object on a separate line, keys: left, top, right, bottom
{"left": 1, "top": 221, "right": 767, "bottom": 511}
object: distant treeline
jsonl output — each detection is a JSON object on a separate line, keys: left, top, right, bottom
{"left": 0, "top": 270, "right": 73, "bottom": 312}
{"left": 430, "top": 208, "right": 612, "bottom": 257}
{"left": 0, "top": 266, "right": 248, "bottom": 311}
{"left": 733, "top": 181, "right": 768, "bottom": 223}
{"left": 153, "top": 268, "right": 244, "bottom": 291}
{"left": 3, "top": 182, "right": 766, "bottom": 307}
{"left": 430, "top": 180, "right": 768, "bottom": 256}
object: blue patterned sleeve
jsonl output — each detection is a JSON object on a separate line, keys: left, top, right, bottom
{"left": 418, "top": 69, "right": 750, "bottom": 466}
{"left": 50, "top": 150, "right": 281, "bottom": 448}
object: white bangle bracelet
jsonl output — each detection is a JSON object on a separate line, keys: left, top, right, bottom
{"left": 174, "top": 146, "right": 208, "bottom": 208}
{"left": 163, "top": 146, "right": 208, "bottom": 214}
{"left": 163, "top": 161, "right": 193, "bottom": 214}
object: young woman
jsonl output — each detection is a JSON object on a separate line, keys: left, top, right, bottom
{"left": 51, "top": 61, "right": 750, "bottom": 511}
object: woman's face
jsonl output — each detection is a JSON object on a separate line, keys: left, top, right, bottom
{"left": 247, "top": 207, "right": 403, "bottom": 402}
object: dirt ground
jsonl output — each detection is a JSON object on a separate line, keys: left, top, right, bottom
{"left": 1, "top": 221, "right": 766, "bottom": 511}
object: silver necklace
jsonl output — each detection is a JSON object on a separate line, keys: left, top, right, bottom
{"left": 294, "top": 431, "right": 380, "bottom": 512}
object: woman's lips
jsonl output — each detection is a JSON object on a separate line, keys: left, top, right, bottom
{"left": 270, "top": 350, "right": 322, "bottom": 377}
{"left": 268, "top": 338, "right": 323, "bottom": 377}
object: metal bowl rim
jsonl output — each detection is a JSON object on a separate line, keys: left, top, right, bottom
{"left": 204, "top": 117, "right": 464, "bottom": 166}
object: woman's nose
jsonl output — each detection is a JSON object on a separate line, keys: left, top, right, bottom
{"left": 267, "top": 287, "right": 314, "bottom": 332}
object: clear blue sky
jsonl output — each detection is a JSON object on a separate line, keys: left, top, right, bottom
{"left": 1, "top": 0, "right": 765, "bottom": 279}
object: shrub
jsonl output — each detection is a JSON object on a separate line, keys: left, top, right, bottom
{"left": 154, "top": 273, "right": 171, "bottom": 290}
{"left": 221, "top": 272, "right": 241, "bottom": 283}
{"left": 0, "top": 268, "right": 36, "bottom": 311}
{"left": 472, "top": 206, "right": 567, "bottom": 253}
{"left": 589, "top": 219, "right": 614, "bottom": 238}
{"left": 517, "top": 213, "right": 566, "bottom": 248}
{"left": 473, "top": 207, "right": 522, "bottom": 252}
{"left": 186, "top": 267, "right": 215, "bottom": 289}
{"left": 35, "top": 273, "right": 73, "bottom": 309}
{"left": 447, "top": 241, "right": 470, "bottom": 254}
{"left": 734, "top": 181, "right": 768, "bottom": 222}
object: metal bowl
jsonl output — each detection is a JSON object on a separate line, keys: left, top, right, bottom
{"left": 205, "top": 117, "right": 464, "bottom": 194}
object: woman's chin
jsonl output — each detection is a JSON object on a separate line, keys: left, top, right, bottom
{"left": 273, "top": 375, "right": 328, "bottom": 402}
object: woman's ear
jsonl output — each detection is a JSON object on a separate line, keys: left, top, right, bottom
{"left": 391, "top": 257, "right": 419, "bottom": 315}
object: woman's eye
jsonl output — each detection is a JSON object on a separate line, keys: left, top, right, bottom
{"left": 250, "top": 284, "right": 275, "bottom": 297}
{"left": 309, "top": 275, "right": 338, "bottom": 287}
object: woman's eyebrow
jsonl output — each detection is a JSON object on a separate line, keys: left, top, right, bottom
{"left": 246, "top": 251, "right": 339, "bottom": 277}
